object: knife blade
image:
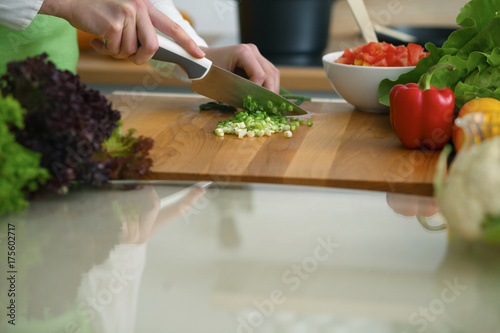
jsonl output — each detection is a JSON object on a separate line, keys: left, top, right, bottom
{"left": 151, "top": 34, "right": 307, "bottom": 116}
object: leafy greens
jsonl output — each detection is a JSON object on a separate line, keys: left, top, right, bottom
{"left": 94, "top": 123, "right": 154, "bottom": 180}
{"left": 378, "top": 0, "right": 500, "bottom": 108}
{"left": 0, "top": 95, "right": 49, "bottom": 215}
{"left": 0, "top": 54, "right": 155, "bottom": 216}
{"left": 1, "top": 53, "right": 121, "bottom": 193}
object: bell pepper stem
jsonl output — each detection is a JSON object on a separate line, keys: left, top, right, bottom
{"left": 417, "top": 63, "right": 455, "bottom": 91}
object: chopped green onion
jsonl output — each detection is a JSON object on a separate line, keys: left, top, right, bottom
{"left": 200, "top": 101, "right": 237, "bottom": 112}
{"left": 212, "top": 95, "right": 311, "bottom": 138}
{"left": 307, "top": 119, "right": 313, "bottom": 126}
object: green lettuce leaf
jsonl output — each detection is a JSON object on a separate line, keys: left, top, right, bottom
{"left": 0, "top": 95, "right": 50, "bottom": 216}
{"left": 378, "top": 0, "right": 500, "bottom": 108}
{"left": 482, "top": 215, "right": 500, "bottom": 244}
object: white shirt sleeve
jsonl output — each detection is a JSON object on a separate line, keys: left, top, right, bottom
{"left": 77, "top": 244, "right": 148, "bottom": 333}
{"left": 149, "top": 0, "right": 207, "bottom": 47}
{"left": 0, "top": 0, "right": 44, "bottom": 30}
{"left": 148, "top": 0, "right": 208, "bottom": 81}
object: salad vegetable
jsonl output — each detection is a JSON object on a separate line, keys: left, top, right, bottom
{"left": 93, "top": 123, "right": 154, "bottom": 180}
{"left": 1, "top": 53, "right": 121, "bottom": 193}
{"left": 435, "top": 141, "right": 500, "bottom": 243}
{"left": 389, "top": 64, "right": 455, "bottom": 149}
{"left": 379, "top": 0, "right": 500, "bottom": 108}
{"left": 335, "top": 42, "right": 427, "bottom": 67}
{"left": 213, "top": 96, "right": 310, "bottom": 138}
{"left": 0, "top": 95, "right": 49, "bottom": 215}
{"left": 452, "top": 97, "right": 500, "bottom": 152}
{"left": 278, "top": 88, "right": 312, "bottom": 106}
{"left": 0, "top": 54, "right": 155, "bottom": 216}
{"left": 200, "top": 89, "right": 311, "bottom": 112}
{"left": 199, "top": 101, "right": 237, "bottom": 112}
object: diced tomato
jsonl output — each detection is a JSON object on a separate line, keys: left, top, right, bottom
{"left": 339, "top": 48, "right": 354, "bottom": 64}
{"left": 384, "top": 53, "right": 399, "bottom": 67}
{"left": 374, "top": 58, "right": 388, "bottom": 67}
{"left": 407, "top": 43, "right": 425, "bottom": 66}
{"left": 334, "top": 41, "right": 428, "bottom": 67}
{"left": 362, "top": 53, "right": 377, "bottom": 64}
{"left": 386, "top": 43, "right": 399, "bottom": 53}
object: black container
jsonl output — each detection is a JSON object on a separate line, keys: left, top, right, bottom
{"left": 238, "top": 0, "right": 334, "bottom": 67}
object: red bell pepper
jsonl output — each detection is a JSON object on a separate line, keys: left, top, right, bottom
{"left": 389, "top": 64, "right": 455, "bottom": 149}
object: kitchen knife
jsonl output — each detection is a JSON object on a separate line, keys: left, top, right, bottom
{"left": 151, "top": 34, "right": 307, "bottom": 115}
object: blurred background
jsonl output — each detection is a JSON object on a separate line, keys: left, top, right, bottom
{"left": 174, "top": 0, "right": 467, "bottom": 43}
{"left": 78, "top": 0, "right": 469, "bottom": 96}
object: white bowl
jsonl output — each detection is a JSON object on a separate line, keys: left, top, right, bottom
{"left": 322, "top": 51, "right": 415, "bottom": 113}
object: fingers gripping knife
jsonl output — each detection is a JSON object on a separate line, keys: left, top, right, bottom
{"left": 151, "top": 34, "right": 307, "bottom": 115}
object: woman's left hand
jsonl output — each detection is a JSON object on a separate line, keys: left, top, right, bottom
{"left": 201, "top": 44, "right": 280, "bottom": 94}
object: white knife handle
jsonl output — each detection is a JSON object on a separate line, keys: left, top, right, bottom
{"left": 152, "top": 34, "right": 212, "bottom": 80}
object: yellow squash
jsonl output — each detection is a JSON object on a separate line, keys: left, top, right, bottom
{"left": 452, "top": 97, "right": 500, "bottom": 152}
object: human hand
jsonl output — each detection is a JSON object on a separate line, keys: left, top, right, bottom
{"left": 39, "top": 0, "right": 205, "bottom": 64}
{"left": 201, "top": 44, "right": 280, "bottom": 94}
{"left": 119, "top": 185, "right": 206, "bottom": 244}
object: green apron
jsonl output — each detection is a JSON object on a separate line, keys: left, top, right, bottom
{"left": 0, "top": 14, "right": 79, "bottom": 76}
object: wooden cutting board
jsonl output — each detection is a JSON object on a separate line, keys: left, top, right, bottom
{"left": 109, "top": 92, "right": 441, "bottom": 196}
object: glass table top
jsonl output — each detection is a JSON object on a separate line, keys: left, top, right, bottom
{"left": 0, "top": 181, "right": 498, "bottom": 333}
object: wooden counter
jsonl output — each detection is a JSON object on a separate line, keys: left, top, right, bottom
{"left": 111, "top": 92, "right": 441, "bottom": 196}
{"left": 77, "top": 0, "right": 466, "bottom": 92}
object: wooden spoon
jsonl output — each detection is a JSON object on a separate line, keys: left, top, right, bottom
{"left": 346, "top": 0, "right": 379, "bottom": 43}
{"left": 346, "top": 0, "right": 418, "bottom": 44}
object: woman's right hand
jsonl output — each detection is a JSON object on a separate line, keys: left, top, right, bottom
{"left": 39, "top": 0, "right": 205, "bottom": 64}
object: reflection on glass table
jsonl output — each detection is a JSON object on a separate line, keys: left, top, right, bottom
{"left": 0, "top": 181, "right": 498, "bottom": 333}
